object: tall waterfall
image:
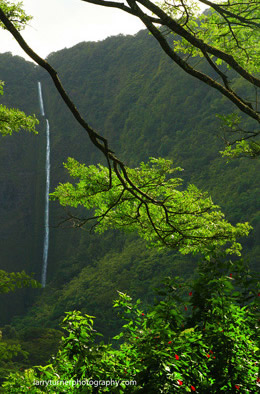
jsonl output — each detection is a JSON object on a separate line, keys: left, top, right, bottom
{"left": 37, "top": 82, "right": 50, "bottom": 288}
{"left": 38, "top": 81, "right": 45, "bottom": 116}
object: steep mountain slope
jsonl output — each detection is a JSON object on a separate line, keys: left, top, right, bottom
{"left": 0, "top": 53, "right": 46, "bottom": 322}
{"left": 0, "top": 30, "right": 259, "bottom": 335}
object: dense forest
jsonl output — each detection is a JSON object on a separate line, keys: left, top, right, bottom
{"left": 0, "top": 0, "right": 259, "bottom": 392}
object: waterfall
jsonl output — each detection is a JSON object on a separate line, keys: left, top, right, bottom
{"left": 37, "top": 81, "right": 45, "bottom": 116}
{"left": 37, "top": 82, "right": 50, "bottom": 288}
{"left": 42, "top": 118, "right": 50, "bottom": 288}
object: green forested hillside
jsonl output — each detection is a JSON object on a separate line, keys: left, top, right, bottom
{"left": 0, "top": 53, "right": 42, "bottom": 274}
{"left": 0, "top": 29, "right": 259, "bottom": 377}
{"left": 0, "top": 53, "right": 47, "bottom": 325}
{"left": 42, "top": 29, "right": 259, "bottom": 265}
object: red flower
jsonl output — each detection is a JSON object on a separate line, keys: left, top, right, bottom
{"left": 168, "top": 341, "right": 172, "bottom": 344}
{"left": 213, "top": 356, "right": 216, "bottom": 359}
{"left": 141, "top": 313, "right": 145, "bottom": 316}
{"left": 175, "top": 354, "right": 179, "bottom": 360}
{"left": 184, "top": 306, "right": 188, "bottom": 311}
{"left": 229, "top": 273, "right": 232, "bottom": 277}
{"left": 257, "top": 377, "right": 260, "bottom": 382}
{"left": 177, "top": 380, "right": 183, "bottom": 386}
{"left": 235, "top": 385, "right": 240, "bottom": 390}
{"left": 209, "top": 350, "right": 213, "bottom": 354}
{"left": 206, "top": 354, "right": 210, "bottom": 358}
{"left": 191, "top": 385, "right": 196, "bottom": 391}
{"left": 189, "top": 291, "right": 192, "bottom": 296}
{"left": 258, "top": 292, "right": 260, "bottom": 297}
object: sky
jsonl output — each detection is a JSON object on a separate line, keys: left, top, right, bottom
{"left": 0, "top": 0, "right": 144, "bottom": 61}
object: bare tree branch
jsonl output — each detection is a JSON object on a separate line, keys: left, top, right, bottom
{"left": 80, "top": 0, "right": 162, "bottom": 22}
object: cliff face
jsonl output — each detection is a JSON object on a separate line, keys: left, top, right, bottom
{"left": 0, "top": 30, "right": 258, "bottom": 326}
{"left": 0, "top": 54, "right": 41, "bottom": 272}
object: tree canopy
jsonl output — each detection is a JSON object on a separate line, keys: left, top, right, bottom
{"left": 0, "top": 0, "right": 31, "bottom": 31}
{"left": 80, "top": 0, "right": 260, "bottom": 157}
{"left": 52, "top": 157, "right": 251, "bottom": 256}
{"left": 0, "top": 2, "right": 38, "bottom": 135}
{"left": 0, "top": 2, "right": 258, "bottom": 256}
{"left": 0, "top": 0, "right": 259, "bottom": 161}
{"left": 0, "top": 3, "right": 259, "bottom": 391}
{"left": 0, "top": 80, "right": 38, "bottom": 136}
{"left": 0, "top": 0, "right": 258, "bottom": 255}
{"left": 0, "top": 5, "right": 39, "bottom": 294}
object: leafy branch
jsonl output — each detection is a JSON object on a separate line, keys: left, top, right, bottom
{"left": 0, "top": 4, "right": 253, "bottom": 255}
{"left": 51, "top": 157, "right": 251, "bottom": 255}
{"left": 80, "top": 0, "right": 260, "bottom": 155}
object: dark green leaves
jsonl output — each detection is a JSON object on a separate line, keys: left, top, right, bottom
{"left": 0, "top": 270, "right": 40, "bottom": 294}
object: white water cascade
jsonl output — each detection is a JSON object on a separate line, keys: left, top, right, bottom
{"left": 37, "top": 82, "right": 50, "bottom": 288}
{"left": 38, "top": 81, "right": 45, "bottom": 116}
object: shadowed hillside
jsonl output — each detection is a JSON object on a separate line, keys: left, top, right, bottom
{"left": 0, "top": 30, "right": 259, "bottom": 339}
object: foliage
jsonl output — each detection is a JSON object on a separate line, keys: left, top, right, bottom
{"left": 0, "top": 0, "right": 32, "bottom": 30}
{"left": 0, "top": 270, "right": 40, "bottom": 294}
{"left": 216, "top": 113, "right": 260, "bottom": 159}
{"left": 0, "top": 332, "right": 28, "bottom": 387}
{"left": 168, "top": 0, "right": 260, "bottom": 74}
{"left": 0, "top": 102, "right": 38, "bottom": 136}
{"left": 0, "top": 81, "right": 38, "bottom": 136}
{"left": 0, "top": 73, "right": 40, "bottom": 381}
{"left": 51, "top": 157, "right": 251, "bottom": 256}
{"left": 0, "top": 335, "right": 25, "bottom": 363}
{"left": 79, "top": 0, "right": 260, "bottom": 158}
{"left": 2, "top": 256, "right": 259, "bottom": 393}
{"left": 0, "top": 79, "right": 40, "bottom": 294}
{"left": 0, "top": 326, "right": 63, "bottom": 386}
{"left": 0, "top": 270, "right": 40, "bottom": 383}
{"left": 221, "top": 139, "right": 260, "bottom": 160}
{"left": 0, "top": 13, "right": 259, "bottom": 391}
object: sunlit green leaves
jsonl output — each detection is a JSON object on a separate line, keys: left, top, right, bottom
{"left": 52, "top": 157, "right": 251, "bottom": 255}
{"left": 165, "top": 0, "right": 260, "bottom": 74}
{"left": 198, "top": 0, "right": 260, "bottom": 74}
{"left": 221, "top": 139, "right": 260, "bottom": 160}
{"left": 3, "top": 257, "right": 259, "bottom": 392}
{"left": 0, "top": 81, "right": 39, "bottom": 136}
{"left": 0, "top": 104, "right": 39, "bottom": 136}
{"left": 0, "top": 0, "right": 32, "bottom": 31}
